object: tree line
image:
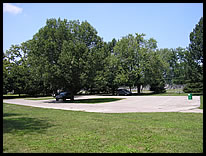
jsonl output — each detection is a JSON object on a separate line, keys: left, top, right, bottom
{"left": 3, "top": 17, "right": 203, "bottom": 99}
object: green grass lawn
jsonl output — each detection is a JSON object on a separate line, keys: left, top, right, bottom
{"left": 199, "top": 96, "right": 203, "bottom": 109}
{"left": 3, "top": 94, "right": 27, "bottom": 96}
{"left": 3, "top": 103, "right": 203, "bottom": 153}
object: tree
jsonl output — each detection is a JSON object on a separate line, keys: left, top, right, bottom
{"left": 183, "top": 17, "right": 203, "bottom": 93}
{"left": 27, "top": 18, "right": 103, "bottom": 99}
{"left": 171, "top": 47, "right": 188, "bottom": 85}
{"left": 75, "top": 21, "right": 104, "bottom": 94}
{"left": 113, "top": 33, "right": 160, "bottom": 93}
{"left": 92, "top": 42, "right": 110, "bottom": 93}
{"left": 3, "top": 52, "right": 11, "bottom": 94}
{"left": 113, "top": 33, "right": 145, "bottom": 92}
{"left": 57, "top": 40, "right": 89, "bottom": 100}
{"left": 144, "top": 51, "right": 166, "bottom": 93}
{"left": 104, "top": 39, "right": 119, "bottom": 95}
{"left": 108, "top": 38, "right": 117, "bottom": 54}
{"left": 27, "top": 18, "right": 72, "bottom": 95}
{"left": 188, "top": 17, "right": 203, "bottom": 65}
{"left": 106, "top": 54, "right": 120, "bottom": 95}
{"left": 155, "top": 48, "right": 171, "bottom": 85}
{"left": 156, "top": 47, "right": 190, "bottom": 87}
{"left": 7, "top": 17, "right": 196, "bottom": 97}
{"left": 3, "top": 44, "right": 29, "bottom": 95}
{"left": 90, "top": 40, "right": 120, "bottom": 95}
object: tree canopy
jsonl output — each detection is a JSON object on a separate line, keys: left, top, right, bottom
{"left": 3, "top": 17, "right": 203, "bottom": 97}
{"left": 183, "top": 17, "right": 203, "bottom": 93}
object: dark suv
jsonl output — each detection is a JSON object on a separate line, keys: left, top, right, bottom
{"left": 55, "top": 92, "right": 71, "bottom": 101}
{"left": 117, "top": 89, "right": 132, "bottom": 96}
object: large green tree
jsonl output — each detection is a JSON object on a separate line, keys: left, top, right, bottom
{"left": 27, "top": 18, "right": 103, "bottom": 99}
{"left": 113, "top": 33, "right": 161, "bottom": 93}
{"left": 3, "top": 44, "right": 30, "bottom": 95}
{"left": 113, "top": 33, "right": 146, "bottom": 92}
{"left": 183, "top": 17, "right": 203, "bottom": 93}
{"left": 57, "top": 40, "right": 89, "bottom": 100}
{"left": 92, "top": 39, "right": 119, "bottom": 94}
{"left": 157, "top": 47, "right": 189, "bottom": 86}
{"left": 143, "top": 51, "right": 166, "bottom": 93}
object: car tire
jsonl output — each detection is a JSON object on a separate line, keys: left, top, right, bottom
{"left": 56, "top": 98, "right": 59, "bottom": 101}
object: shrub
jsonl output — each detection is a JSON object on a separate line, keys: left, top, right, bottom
{"left": 150, "top": 83, "right": 166, "bottom": 93}
{"left": 183, "top": 82, "right": 203, "bottom": 93}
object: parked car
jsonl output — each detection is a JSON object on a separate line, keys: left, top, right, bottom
{"left": 117, "top": 89, "right": 132, "bottom": 96}
{"left": 55, "top": 92, "right": 71, "bottom": 101}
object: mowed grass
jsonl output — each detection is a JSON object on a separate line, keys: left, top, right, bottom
{"left": 199, "top": 96, "right": 203, "bottom": 109}
{"left": 3, "top": 103, "right": 203, "bottom": 153}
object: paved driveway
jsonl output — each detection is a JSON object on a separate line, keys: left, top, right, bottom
{"left": 3, "top": 95, "right": 202, "bottom": 113}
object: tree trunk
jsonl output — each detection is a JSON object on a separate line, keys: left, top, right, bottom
{"left": 70, "top": 89, "right": 74, "bottom": 101}
{"left": 137, "top": 84, "right": 141, "bottom": 94}
{"left": 112, "top": 87, "right": 115, "bottom": 95}
{"left": 70, "top": 94, "right": 74, "bottom": 101}
{"left": 129, "top": 86, "right": 132, "bottom": 92}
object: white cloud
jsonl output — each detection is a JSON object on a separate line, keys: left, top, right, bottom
{"left": 3, "top": 3, "right": 23, "bottom": 15}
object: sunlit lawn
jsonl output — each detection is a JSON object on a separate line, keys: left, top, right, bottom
{"left": 199, "top": 96, "right": 203, "bottom": 109}
{"left": 3, "top": 103, "right": 203, "bottom": 153}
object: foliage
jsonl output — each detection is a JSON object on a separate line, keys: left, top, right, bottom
{"left": 144, "top": 52, "right": 166, "bottom": 93}
{"left": 26, "top": 18, "right": 103, "bottom": 99}
{"left": 3, "top": 17, "right": 203, "bottom": 96}
{"left": 183, "top": 82, "right": 203, "bottom": 93}
{"left": 113, "top": 33, "right": 158, "bottom": 93}
{"left": 156, "top": 47, "right": 189, "bottom": 86}
{"left": 3, "top": 44, "right": 31, "bottom": 95}
{"left": 183, "top": 17, "right": 203, "bottom": 93}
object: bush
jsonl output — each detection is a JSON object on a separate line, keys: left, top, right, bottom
{"left": 183, "top": 82, "right": 203, "bottom": 93}
{"left": 150, "top": 83, "right": 166, "bottom": 93}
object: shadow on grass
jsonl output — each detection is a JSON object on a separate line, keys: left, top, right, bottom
{"left": 3, "top": 113, "right": 21, "bottom": 117}
{"left": 47, "top": 98, "right": 124, "bottom": 104}
{"left": 3, "top": 117, "right": 54, "bottom": 135}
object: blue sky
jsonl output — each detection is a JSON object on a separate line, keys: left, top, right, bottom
{"left": 3, "top": 3, "right": 203, "bottom": 52}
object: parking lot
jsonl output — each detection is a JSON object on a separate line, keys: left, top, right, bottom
{"left": 3, "top": 95, "right": 202, "bottom": 113}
